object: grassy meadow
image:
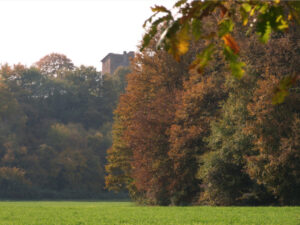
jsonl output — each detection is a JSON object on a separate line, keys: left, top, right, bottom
{"left": 0, "top": 201, "right": 299, "bottom": 225}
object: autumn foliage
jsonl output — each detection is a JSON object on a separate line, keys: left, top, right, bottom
{"left": 106, "top": 40, "right": 192, "bottom": 204}
{"left": 0, "top": 55, "right": 130, "bottom": 199}
{"left": 106, "top": 20, "right": 300, "bottom": 205}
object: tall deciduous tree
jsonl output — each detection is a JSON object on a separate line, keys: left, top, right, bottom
{"left": 200, "top": 75, "right": 273, "bottom": 205}
{"left": 106, "top": 39, "right": 194, "bottom": 205}
{"left": 168, "top": 46, "right": 227, "bottom": 205}
{"left": 36, "top": 53, "right": 74, "bottom": 78}
{"left": 242, "top": 26, "right": 300, "bottom": 205}
{"left": 245, "top": 73, "right": 300, "bottom": 205}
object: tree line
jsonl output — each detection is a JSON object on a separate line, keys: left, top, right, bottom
{"left": 0, "top": 53, "right": 130, "bottom": 199}
{"left": 105, "top": 17, "right": 300, "bottom": 205}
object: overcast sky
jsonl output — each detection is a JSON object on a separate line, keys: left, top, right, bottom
{"left": 0, "top": 0, "right": 174, "bottom": 71}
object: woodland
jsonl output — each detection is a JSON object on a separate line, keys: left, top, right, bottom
{"left": 0, "top": 1, "right": 299, "bottom": 206}
{"left": 105, "top": 1, "right": 300, "bottom": 206}
{"left": 0, "top": 53, "right": 130, "bottom": 199}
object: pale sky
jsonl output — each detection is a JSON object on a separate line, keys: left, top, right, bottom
{"left": 0, "top": 0, "right": 174, "bottom": 71}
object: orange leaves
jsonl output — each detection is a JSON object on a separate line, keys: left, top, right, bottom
{"left": 106, "top": 47, "right": 190, "bottom": 203}
{"left": 218, "top": 18, "right": 242, "bottom": 74}
{"left": 245, "top": 72, "right": 300, "bottom": 203}
{"left": 222, "top": 34, "right": 240, "bottom": 54}
{"left": 219, "top": 4, "right": 228, "bottom": 19}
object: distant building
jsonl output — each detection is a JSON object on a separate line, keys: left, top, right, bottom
{"left": 101, "top": 51, "right": 134, "bottom": 75}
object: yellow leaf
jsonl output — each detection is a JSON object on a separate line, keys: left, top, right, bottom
{"left": 175, "top": 24, "right": 190, "bottom": 57}
{"left": 250, "top": 7, "right": 256, "bottom": 16}
{"left": 178, "top": 39, "right": 189, "bottom": 55}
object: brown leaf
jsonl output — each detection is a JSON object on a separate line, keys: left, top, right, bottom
{"left": 222, "top": 34, "right": 240, "bottom": 54}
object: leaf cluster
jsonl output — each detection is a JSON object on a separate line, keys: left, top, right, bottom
{"left": 141, "top": 0, "right": 300, "bottom": 102}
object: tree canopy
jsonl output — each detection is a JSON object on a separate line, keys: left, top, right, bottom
{"left": 141, "top": 0, "right": 300, "bottom": 103}
{"left": 0, "top": 54, "right": 131, "bottom": 199}
{"left": 106, "top": 1, "right": 300, "bottom": 206}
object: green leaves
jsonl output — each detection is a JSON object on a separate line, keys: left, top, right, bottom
{"left": 141, "top": 5, "right": 173, "bottom": 52}
{"left": 157, "top": 20, "right": 191, "bottom": 61}
{"left": 272, "top": 75, "right": 298, "bottom": 104}
{"left": 141, "top": 15, "right": 172, "bottom": 52}
{"left": 256, "top": 5, "right": 288, "bottom": 43}
{"left": 242, "top": 3, "right": 252, "bottom": 13}
{"left": 191, "top": 19, "right": 202, "bottom": 41}
{"left": 141, "top": 0, "right": 299, "bottom": 104}
{"left": 190, "top": 44, "right": 215, "bottom": 74}
{"left": 240, "top": 2, "right": 255, "bottom": 26}
{"left": 174, "top": 0, "right": 187, "bottom": 8}
{"left": 223, "top": 46, "right": 245, "bottom": 79}
{"left": 218, "top": 18, "right": 234, "bottom": 37}
{"left": 151, "top": 5, "right": 171, "bottom": 14}
{"left": 257, "top": 21, "right": 272, "bottom": 43}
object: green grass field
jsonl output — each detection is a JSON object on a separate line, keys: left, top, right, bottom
{"left": 0, "top": 201, "right": 299, "bottom": 225}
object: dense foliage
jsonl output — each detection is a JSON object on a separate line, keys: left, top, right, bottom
{"left": 0, "top": 54, "right": 129, "bottom": 198}
{"left": 142, "top": 0, "right": 299, "bottom": 104}
{"left": 1, "top": 1, "right": 299, "bottom": 206}
{"left": 106, "top": 6, "right": 300, "bottom": 205}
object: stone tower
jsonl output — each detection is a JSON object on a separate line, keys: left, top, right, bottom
{"left": 101, "top": 51, "right": 134, "bottom": 75}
